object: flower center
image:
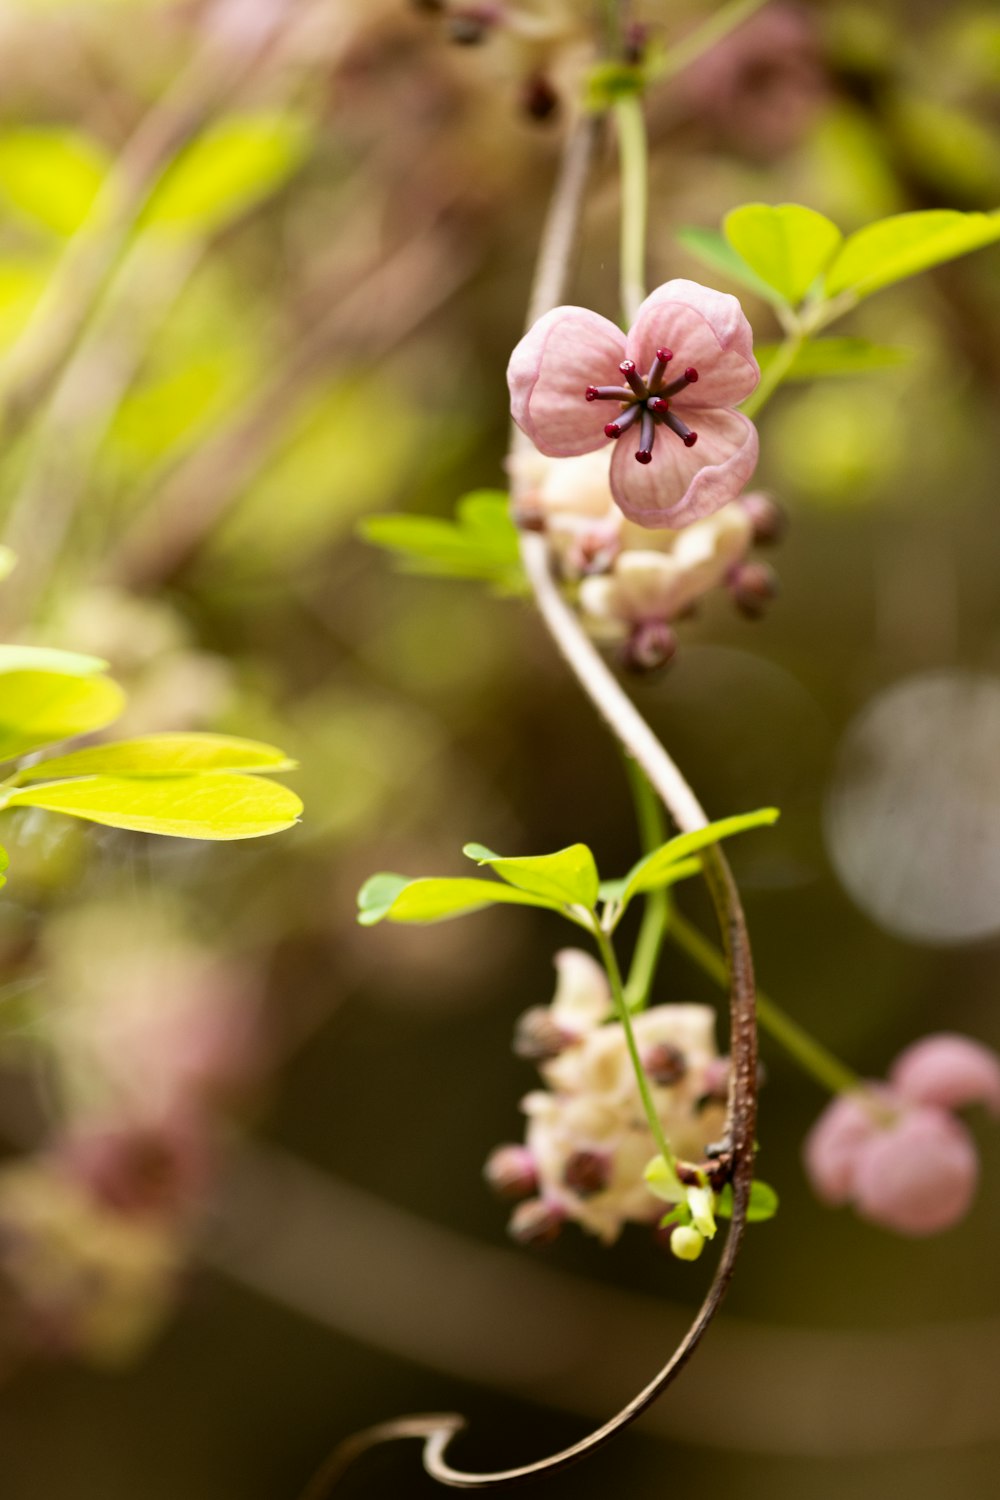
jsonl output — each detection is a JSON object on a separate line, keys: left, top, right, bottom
{"left": 585, "top": 349, "right": 699, "bottom": 463}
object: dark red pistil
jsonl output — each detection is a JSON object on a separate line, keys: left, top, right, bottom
{"left": 586, "top": 358, "right": 700, "bottom": 461}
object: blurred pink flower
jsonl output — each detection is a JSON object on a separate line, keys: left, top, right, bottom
{"left": 507, "top": 280, "right": 759, "bottom": 528}
{"left": 803, "top": 1034, "right": 1000, "bottom": 1236}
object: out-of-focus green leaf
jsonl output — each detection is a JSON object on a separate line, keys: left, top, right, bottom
{"left": 0, "top": 645, "right": 106, "bottom": 676}
{"left": 715, "top": 1179, "right": 779, "bottom": 1222}
{"left": 16, "top": 733, "right": 296, "bottom": 783}
{"left": 0, "top": 127, "right": 109, "bottom": 235}
{"left": 674, "top": 226, "right": 788, "bottom": 306}
{"left": 0, "top": 672, "right": 124, "bottom": 761}
{"left": 724, "top": 204, "right": 843, "bottom": 306}
{"left": 4, "top": 772, "right": 302, "bottom": 839}
{"left": 824, "top": 209, "right": 1000, "bottom": 300}
{"left": 357, "top": 873, "right": 561, "bottom": 926}
{"left": 756, "top": 337, "right": 911, "bottom": 382}
{"left": 143, "top": 112, "right": 310, "bottom": 236}
{"left": 613, "top": 809, "right": 780, "bottom": 911}
{"left": 359, "top": 492, "right": 524, "bottom": 592}
{"left": 463, "top": 841, "right": 599, "bottom": 909}
{"left": 0, "top": 547, "right": 16, "bottom": 582}
{"left": 0, "top": 843, "right": 8, "bottom": 891}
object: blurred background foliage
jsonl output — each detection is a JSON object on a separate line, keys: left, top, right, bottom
{"left": 0, "top": 0, "right": 997, "bottom": 1496}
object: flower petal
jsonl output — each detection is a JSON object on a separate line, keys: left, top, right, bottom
{"left": 625, "top": 279, "right": 759, "bottom": 409}
{"left": 890, "top": 1033, "right": 1000, "bottom": 1118}
{"left": 852, "top": 1107, "right": 979, "bottom": 1237}
{"left": 609, "top": 408, "right": 759, "bottom": 528}
{"left": 508, "top": 306, "right": 627, "bottom": 457}
{"left": 802, "top": 1090, "right": 883, "bottom": 1205}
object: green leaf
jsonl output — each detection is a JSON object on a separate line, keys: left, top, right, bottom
{"left": 674, "top": 226, "right": 790, "bottom": 306}
{"left": 463, "top": 841, "right": 600, "bottom": 909}
{"left": 0, "top": 127, "right": 109, "bottom": 236}
{"left": 0, "top": 547, "right": 16, "bottom": 582}
{"left": 357, "top": 872, "right": 414, "bottom": 926}
{"left": 0, "top": 644, "right": 107, "bottom": 677}
{"left": 143, "top": 112, "right": 309, "bottom": 236}
{"left": 357, "top": 873, "right": 561, "bottom": 926}
{"left": 0, "top": 672, "right": 125, "bottom": 761}
{"left": 0, "top": 843, "right": 8, "bottom": 891}
{"left": 4, "top": 772, "right": 302, "bottom": 840}
{"left": 724, "top": 204, "right": 843, "bottom": 306}
{"left": 644, "top": 1153, "right": 685, "bottom": 1204}
{"left": 359, "top": 491, "right": 523, "bottom": 592}
{"left": 598, "top": 855, "right": 702, "bottom": 904}
{"left": 614, "top": 809, "right": 780, "bottom": 912}
{"left": 17, "top": 733, "right": 296, "bottom": 783}
{"left": 755, "top": 337, "right": 912, "bottom": 382}
{"left": 715, "top": 1179, "right": 779, "bottom": 1223}
{"left": 824, "top": 209, "right": 1000, "bottom": 300}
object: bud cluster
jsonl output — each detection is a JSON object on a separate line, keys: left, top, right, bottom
{"left": 484, "top": 948, "right": 729, "bottom": 1245}
{"left": 512, "top": 449, "right": 784, "bottom": 673}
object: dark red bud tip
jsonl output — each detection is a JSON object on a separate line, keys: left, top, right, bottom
{"left": 649, "top": 397, "right": 669, "bottom": 413}
{"left": 683, "top": 432, "right": 698, "bottom": 448}
{"left": 585, "top": 386, "right": 599, "bottom": 401}
{"left": 604, "top": 421, "right": 622, "bottom": 438}
{"left": 684, "top": 367, "right": 698, "bottom": 383}
{"left": 619, "top": 359, "right": 636, "bottom": 375}
{"left": 635, "top": 449, "right": 653, "bottom": 464}
{"left": 656, "top": 348, "right": 673, "bottom": 362}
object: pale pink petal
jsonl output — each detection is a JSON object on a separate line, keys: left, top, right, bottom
{"left": 609, "top": 408, "right": 759, "bottom": 528}
{"left": 549, "top": 948, "right": 612, "bottom": 1033}
{"left": 852, "top": 1108, "right": 979, "bottom": 1237}
{"left": 508, "top": 306, "right": 627, "bottom": 457}
{"left": 802, "top": 1091, "right": 882, "bottom": 1205}
{"left": 625, "top": 279, "right": 759, "bottom": 409}
{"left": 890, "top": 1033, "right": 1000, "bottom": 1118}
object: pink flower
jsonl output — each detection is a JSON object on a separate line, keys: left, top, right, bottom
{"left": 803, "top": 1033, "right": 1000, "bottom": 1236}
{"left": 507, "top": 279, "right": 760, "bottom": 528}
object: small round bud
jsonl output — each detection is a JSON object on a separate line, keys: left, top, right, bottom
{"left": 509, "top": 1197, "right": 565, "bottom": 1248}
{"left": 622, "top": 620, "right": 677, "bottom": 674}
{"left": 522, "top": 73, "right": 559, "bottom": 122}
{"left": 739, "top": 492, "right": 787, "bottom": 546}
{"left": 730, "top": 560, "right": 779, "bottom": 618}
{"left": 635, "top": 448, "right": 653, "bottom": 465}
{"left": 563, "top": 1149, "right": 611, "bottom": 1197}
{"left": 513, "top": 1006, "right": 573, "bottom": 1062}
{"left": 683, "top": 367, "right": 699, "bottom": 383}
{"left": 643, "top": 1042, "right": 687, "bottom": 1087}
{"left": 671, "top": 1225, "right": 706, "bottom": 1261}
{"left": 484, "top": 1145, "right": 537, "bottom": 1201}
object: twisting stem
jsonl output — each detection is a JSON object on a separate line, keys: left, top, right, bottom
{"left": 669, "top": 909, "right": 861, "bottom": 1096}
{"left": 306, "top": 87, "right": 759, "bottom": 1500}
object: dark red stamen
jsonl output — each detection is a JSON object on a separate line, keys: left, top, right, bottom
{"left": 648, "top": 397, "right": 670, "bottom": 414}
{"left": 662, "top": 409, "right": 697, "bottom": 447}
{"left": 619, "top": 359, "right": 647, "bottom": 398}
{"left": 684, "top": 367, "right": 698, "bottom": 383}
{"left": 604, "top": 403, "right": 642, "bottom": 439}
{"left": 646, "top": 348, "right": 673, "bottom": 392}
{"left": 586, "top": 384, "right": 635, "bottom": 403}
{"left": 659, "top": 366, "right": 700, "bottom": 399}
{"left": 635, "top": 408, "right": 655, "bottom": 463}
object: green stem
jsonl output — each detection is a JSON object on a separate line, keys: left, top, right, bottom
{"left": 741, "top": 329, "right": 804, "bottom": 420}
{"left": 622, "top": 754, "right": 669, "bottom": 1011}
{"left": 668, "top": 909, "right": 860, "bottom": 1097}
{"left": 594, "top": 924, "right": 678, "bottom": 1170}
{"left": 614, "top": 93, "right": 648, "bottom": 323}
{"left": 660, "top": 0, "right": 771, "bottom": 81}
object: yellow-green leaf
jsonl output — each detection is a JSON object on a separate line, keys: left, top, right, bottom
{"left": 358, "top": 873, "right": 560, "bottom": 926}
{"left": 755, "top": 337, "right": 911, "bottom": 382}
{"left": 463, "top": 840, "right": 600, "bottom": 909}
{"left": 18, "top": 732, "right": 296, "bottom": 783}
{"left": 0, "top": 127, "right": 109, "bottom": 236}
{"left": 0, "top": 672, "right": 124, "bottom": 761}
{"left": 5, "top": 772, "right": 302, "bottom": 840}
{"left": 824, "top": 209, "right": 1000, "bottom": 300}
{"left": 143, "top": 112, "right": 309, "bottom": 236}
{"left": 724, "top": 204, "right": 843, "bottom": 306}
{"left": 0, "top": 644, "right": 106, "bottom": 677}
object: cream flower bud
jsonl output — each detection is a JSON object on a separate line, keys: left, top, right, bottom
{"left": 670, "top": 1225, "right": 705, "bottom": 1261}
